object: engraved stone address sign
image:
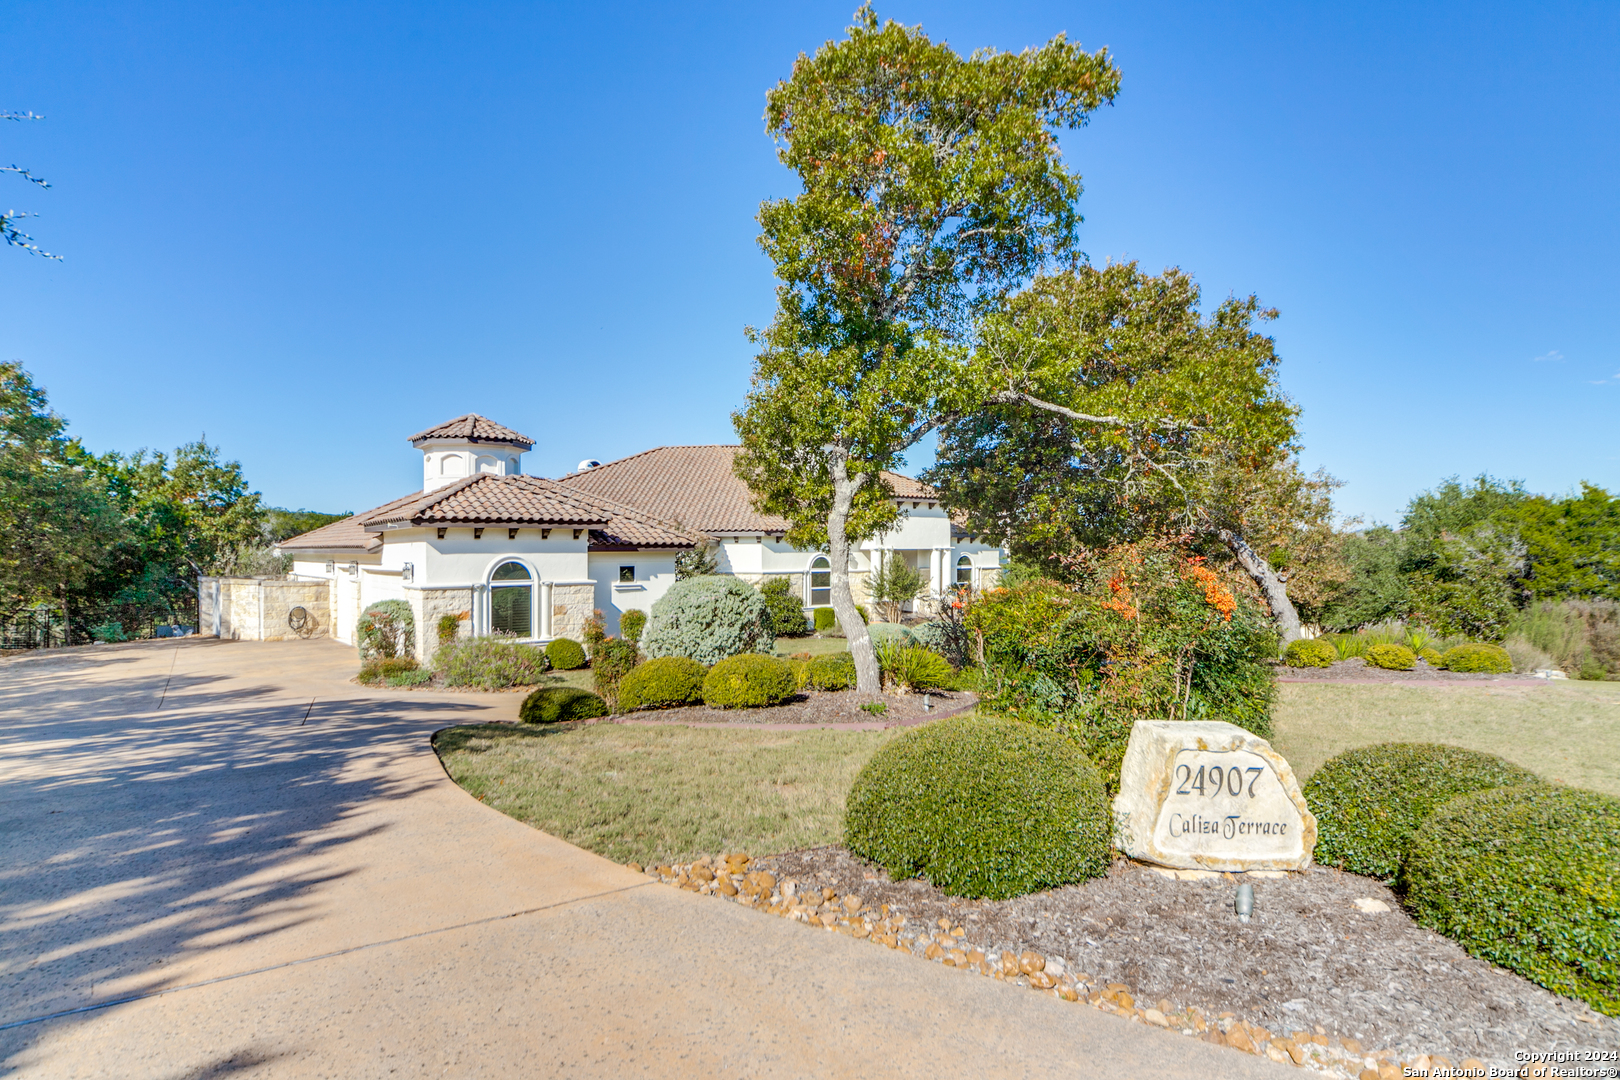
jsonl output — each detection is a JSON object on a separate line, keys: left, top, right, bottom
{"left": 1113, "top": 720, "right": 1317, "bottom": 873}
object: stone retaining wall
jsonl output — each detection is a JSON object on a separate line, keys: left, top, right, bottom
{"left": 198, "top": 577, "right": 332, "bottom": 641}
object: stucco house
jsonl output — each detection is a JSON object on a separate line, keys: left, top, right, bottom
{"left": 225, "top": 414, "right": 1000, "bottom": 661}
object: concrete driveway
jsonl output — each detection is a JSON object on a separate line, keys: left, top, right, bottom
{"left": 0, "top": 638, "right": 1285, "bottom": 1078}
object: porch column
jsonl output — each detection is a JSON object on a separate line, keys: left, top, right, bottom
{"left": 929, "top": 548, "right": 943, "bottom": 598}
{"left": 541, "top": 581, "right": 554, "bottom": 639}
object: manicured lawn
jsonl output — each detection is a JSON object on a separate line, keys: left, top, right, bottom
{"left": 433, "top": 723, "right": 896, "bottom": 865}
{"left": 772, "top": 635, "right": 850, "bottom": 657}
{"left": 1271, "top": 680, "right": 1620, "bottom": 795}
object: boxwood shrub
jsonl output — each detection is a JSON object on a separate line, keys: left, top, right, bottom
{"left": 1403, "top": 784, "right": 1619, "bottom": 1016}
{"left": 805, "top": 651, "right": 856, "bottom": 691}
{"left": 618, "top": 656, "right": 706, "bottom": 711}
{"left": 545, "top": 637, "right": 588, "bottom": 671}
{"left": 702, "top": 653, "right": 796, "bottom": 708}
{"left": 1304, "top": 742, "right": 1541, "bottom": 879}
{"left": 1440, "top": 642, "right": 1513, "bottom": 673}
{"left": 519, "top": 686, "right": 609, "bottom": 723}
{"left": 813, "top": 607, "right": 836, "bottom": 632}
{"left": 1417, "top": 646, "right": 1443, "bottom": 666}
{"left": 759, "top": 577, "right": 809, "bottom": 637}
{"left": 641, "top": 575, "right": 775, "bottom": 666}
{"left": 1365, "top": 643, "right": 1417, "bottom": 671}
{"left": 1283, "top": 638, "right": 1336, "bottom": 668}
{"left": 845, "top": 717, "right": 1111, "bottom": 899}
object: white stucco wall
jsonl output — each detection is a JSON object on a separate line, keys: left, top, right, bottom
{"left": 588, "top": 552, "right": 679, "bottom": 637}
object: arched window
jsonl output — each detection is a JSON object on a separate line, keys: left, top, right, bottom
{"left": 476, "top": 455, "right": 498, "bottom": 474}
{"left": 956, "top": 554, "right": 974, "bottom": 586}
{"left": 808, "top": 555, "right": 831, "bottom": 607}
{"left": 491, "top": 561, "right": 532, "bottom": 636}
{"left": 442, "top": 455, "right": 465, "bottom": 477}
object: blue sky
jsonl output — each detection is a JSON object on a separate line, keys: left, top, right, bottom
{"left": 1, "top": 2, "right": 1615, "bottom": 525}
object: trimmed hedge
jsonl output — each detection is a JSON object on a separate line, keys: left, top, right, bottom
{"left": 813, "top": 607, "right": 836, "bottom": 632}
{"left": 1440, "top": 642, "right": 1513, "bottom": 673}
{"left": 546, "top": 638, "right": 588, "bottom": 671}
{"left": 1417, "top": 646, "right": 1443, "bottom": 666}
{"left": 619, "top": 609, "right": 647, "bottom": 644}
{"left": 1404, "top": 784, "right": 1619, "bottom": 1016}
{"left": 641, "top": 575, "right": 775, "bottom": 666}
{"left": 618, "top": 656, "right": 706, "bottom": 710}
{"left": 1283, "top": 638, "right": 1336, "bottom": 668}
{"left": 1304, "top": 742, "right": 1541, "bottom": 879}
{"left": 805, "top": 651, "right": 856, "bottom": 691}
{"left": 1365, "top": 643, "right": 1416, "bottom": 671}
{"left": 845, "top": 717, "right": 1111, "bottom": 899}
{"left": 702, "top": 653, "right": 796, "bottom": 708}
{"left": 519, "top": 686, "right": 609, "bottom": 723}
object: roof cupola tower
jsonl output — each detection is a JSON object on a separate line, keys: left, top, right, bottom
{"left": 408, "top": 414, "right": 535, "bottom": 492}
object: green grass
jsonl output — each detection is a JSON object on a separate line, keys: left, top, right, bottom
{"left": 433, "top": 723, "right": 897, "bottom": 865}
{"left": 772, "top": 636, "right": 851, "bottom": 658}
{"left": 1272, "top": 681, "right": 1620, "bottom": 795}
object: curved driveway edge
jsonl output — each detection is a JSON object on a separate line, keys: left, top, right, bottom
{"left": 0, "top": 639, "right": 1287, "bottom": 1078}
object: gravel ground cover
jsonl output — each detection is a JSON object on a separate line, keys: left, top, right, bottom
{"left": 746, "top": 847, "right": 1617, "bottom": 1074}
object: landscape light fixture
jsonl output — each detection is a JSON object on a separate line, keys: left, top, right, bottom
{"left": 1235, "top": 882, "right": 1255, "bottom": 924}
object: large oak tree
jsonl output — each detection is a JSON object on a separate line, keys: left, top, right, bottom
{"left": 734, "top": 7, "right": 1121, "bottom": 691}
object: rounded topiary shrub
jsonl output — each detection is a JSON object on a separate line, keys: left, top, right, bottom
{"left": 1403, "top": 784, "right": 1619, "bottom": 1016}
{"left": 618, "top": 656, "right": 706, "bottom": 711}
{"left": 846, "top": 717, "right": 1111, "bottom": 900}
{"left": 519, "top": 686, "right": 609, "bottom": 723}
{"left": 805, "top": 651, "right": 856, "bottom": 691}
{"left": 701, "top": 653, "right": 796, "bottom": 708}
{"left": 1365, "top": 643, "right": 1416, "bottom": 671}
{"left": 619, "top": 609, "right": 647, "bottom": 644}
{"left": 1304, "top": 742, "right": 1542, "bottom": 879}
{"left": 545, "top": 637, "right": 587, "bottom": 671}
{"left": 1440, "top": 642, "right": 1512, "bottom": 673}
{"left": 1417, "top": 646, "right": 1443, "bottom": 666}
{"left": 1283, "top": 638, "right": 1336, "bottom": 668}
{"left": 813, "top": 607, "right": 836, "bottom": 633}
{"left": 641, "top": 575, "right": 775, "bottom": 666}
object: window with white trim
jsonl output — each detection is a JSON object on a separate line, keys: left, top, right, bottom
{"left": 956, "top": 554, "right": 974, "bottom": 586}
{"left": 808, "top": 555, "right": 831, "bottom": 606}
{"left": 491, "top": 561, "right": 532, "bottom": 636}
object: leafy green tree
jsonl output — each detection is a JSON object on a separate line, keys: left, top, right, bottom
{"left": 1320, "top": 525, "right": 1410, "bottom": 630}
{"left": 0, "top": 363, "right": 121, "bottom": 615}
{"left": 264, "top": 508, "right": 351, "bottom": 542}
{"left": 867, "top": 551, "right": 923, "bottom": 623}
{"left": 928, "top": 263, "right": 1309, "bottom": 640}
{"left": 1509, "top": 484, "right": 1620, "bottom": 601}
{"left": 734, "top": 7, "right": 1121, "bottom": 691}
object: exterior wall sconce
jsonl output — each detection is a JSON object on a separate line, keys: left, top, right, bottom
{"left": 325, "top": 561, "right": 335, "bottom": 574}
{"left": 346, "top": 562, "right": 358, "bottom": 576}
{"left": 402, "top": 562, "right": 414, "bottom": 583}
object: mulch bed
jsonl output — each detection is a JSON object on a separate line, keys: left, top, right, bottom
{"left": 611, "top": 688, "right": 976, "bottom": 728}
{"left": 753, "top": 846, "right": 1617, "bottom": 1070}
{"left": 1277, "top": 658, "right": 1546, "bottom": 685}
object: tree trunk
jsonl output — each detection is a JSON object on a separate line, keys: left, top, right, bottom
{"left": 826, "top": 448, "right": 881, "bottom": 694}
{"left": 1216, "top": 527, "right": 1303, "bottom": 646}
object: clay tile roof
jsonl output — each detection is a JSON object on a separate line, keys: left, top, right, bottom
{"left": 556, "top": 445, "right": 939, "bottom": 535}
{"left": 359, "top": 475, "right": 618, "bottom": 527}
{"left": 273, "top": 491, "right": 426, "bottom": 553}
{"left": 407, "top": 413, "right": 535, "bottom": 449}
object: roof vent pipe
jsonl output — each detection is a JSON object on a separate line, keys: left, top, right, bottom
{"left": 577, "top": 459, "right": 601, "bottom": 472}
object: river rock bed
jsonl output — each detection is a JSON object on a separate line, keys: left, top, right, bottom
{"left": 633, "top": 849, "right": 1616, "bottom": 1077}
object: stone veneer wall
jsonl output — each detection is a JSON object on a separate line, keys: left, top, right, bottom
{"left": 198, "top": 577, "right": 332, "bottom": 641}
{"left": 550, "top": 583, "right": 596, "bottom": 642}
{"left": 411, "top": 588, "right": 474, "bottom": 664}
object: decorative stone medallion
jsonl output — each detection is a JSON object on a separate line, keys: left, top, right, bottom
{"left": 1112, "top": 720, "right": 1317, "bottom": 873}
